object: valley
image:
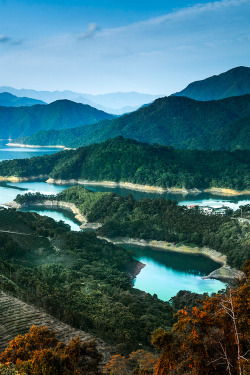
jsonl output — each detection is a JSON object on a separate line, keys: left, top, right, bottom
{"left": 0, "top": 65, "right": 249, "bottom": 375}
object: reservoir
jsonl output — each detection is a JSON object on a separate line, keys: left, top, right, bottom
{"left": 0, "top": 143, "right": 246, "bottom": 300}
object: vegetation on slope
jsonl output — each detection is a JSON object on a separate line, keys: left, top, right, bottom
{"left": 0, "top": 208, "right": 174, "bottom": 353}
{"left": 1, "top": 264, "right": 249, "bottom": 375}
{"left": 0, "top": 325, "right": 101, "bottom": 375}
{"left": 0, "top": 92, "right": 46, "bottom": 107}
{"left": 16, "top": 186, "right": 250, "bottom": 269}
{"left": 1, "top": 137, "right": 250, "bottom": 190}
{"left": 0, "top": 100, "right": 114, "bottom": 139}
{"left": 17, "top": 94, "right": 250, "bottom": 150}
{"left": 173, "top": 66, "right": 250, "bottom": 101}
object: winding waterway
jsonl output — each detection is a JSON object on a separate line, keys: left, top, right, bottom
{"left": 0, "top": 143, "right": 248, "bottom": 300}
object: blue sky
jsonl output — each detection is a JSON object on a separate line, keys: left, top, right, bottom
{"left": 0, "top": 0, "right": 249, "bottom": 94}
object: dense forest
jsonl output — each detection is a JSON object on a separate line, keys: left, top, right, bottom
{"left": 17, "top": 94, "right": 250, "bottom": 150}
{"left": 1, "top": 263, "right": 249, "bottom": 374}
{"left": 0, "top": 100, "right": 114, "bottom": 139}
{"left": 0, "top": 208, "right": 175, "bottom": 353}
{"left": 16, "top": 186, "right": 250, "bottom": 269}
{"left": 1, "top": 137, "right": 250, "bottom": 190}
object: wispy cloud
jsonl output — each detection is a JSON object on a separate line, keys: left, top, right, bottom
{"left": 78, "top": 23, "right": 100, "bottom": 40}
{"left": 0, "top": 34, "right": 23, "bottom": 46}
{"left": 0, "top": 35, "right": 10, "bottom": 43}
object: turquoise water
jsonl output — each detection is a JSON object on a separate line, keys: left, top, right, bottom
{"left": 122, "top": 244, "right": 225, "bottom": 301}
{"left": 0, "top": 140, "right": 60, "bottom": 162}
{"left": 20, "top": 206, "right": 81, "bottom": 231}
{"left": 0, "top": 145, "right": 242, "bottom": 300}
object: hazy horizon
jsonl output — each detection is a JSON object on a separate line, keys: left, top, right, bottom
{"left": 0, "top": 0, "right": 250, "bottom": 95}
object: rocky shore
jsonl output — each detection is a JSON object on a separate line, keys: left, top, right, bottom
{"left": 46, "top": 178, "right": 250, "bottom": 196}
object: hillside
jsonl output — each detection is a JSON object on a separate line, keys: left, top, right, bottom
{"left": 0, "top": 291, "right": 111, "bottom": 362}
{"left": 17, "top": 94, "right": 250, "bottom": 151}
{"left": 0, "top": 207, "right": 174, "bottom": 352}
{"left": 0, "top": 92, "right": 46, "bottom": 107}
{"left": 16, "top": 186, "right": 250, "bottom": 269}
{"left": 173, "top": 66, "right": 250, "bottom": 101}
{"left": 0, "top": 137, "right": 249, "bottom": 190}
{"left": 0, "top": 100, "right": 114, "bottom": 139}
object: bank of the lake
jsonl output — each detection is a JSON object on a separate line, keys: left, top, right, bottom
{"left": 1, "top": 174, "right": 249, "bottom": 196}
{"left": 46, "top": 178, "right": 250, "bottom": 196}
{"left": 6, "top": 198, "right": 240, "bottom": 283}
{"left": 7, "top": 142, "right": 73, "bottom": 150}
{"left": 99, "top": 237, "right": 243, "bottom": 283}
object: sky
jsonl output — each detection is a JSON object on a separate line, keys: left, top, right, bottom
{"left": 0, "top": 0, "right": 249, "bottom": 94}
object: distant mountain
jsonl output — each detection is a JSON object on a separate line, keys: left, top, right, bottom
{"left": 173, "top": 66, "right": 250, "bottom": 101}
{"left": 18, "top": 94, "right": 250, "bottom": 151}
{"left": 0, "top": 92, "right": 46, "bottom": 107}
{"left": 0, "top": 100, "right": 114, "bottom": 139}
{"left": 0, "top": 86, "right": 161, "bottom": 114}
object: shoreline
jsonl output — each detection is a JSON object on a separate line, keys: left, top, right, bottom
{"left": 46, "top": 178, "right": 250, "bottom": 196}
{"left": 5, "top": 200, "right": 102, "bottom": 230}
{"left": 6, "top": 143, "right": 73, "bottom": 150}
{"left": 6, "top": 199, "right": 243, "bottom": 282}
{"left": 0, "top": 174, "right": 249, "bottom": 196}
{"left": 101, "top": 237, "right": 244, "bottom": 282}
{"left": 99, "top": 237, "right": 227, "bottom": 266}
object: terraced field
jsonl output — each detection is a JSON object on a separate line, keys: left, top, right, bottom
{"left": 0, "top": 291, "right": 112, "bottom": 363}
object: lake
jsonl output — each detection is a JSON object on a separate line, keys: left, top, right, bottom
{"left": 123, "top": 244, "right": 225, "bottom": 300}
{"left": 0, "top": 143, "right": 247, "bottom": 301}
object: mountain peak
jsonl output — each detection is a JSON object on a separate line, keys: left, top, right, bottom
{"left": 173, "top": 66, "right": 250, "bottom": 101}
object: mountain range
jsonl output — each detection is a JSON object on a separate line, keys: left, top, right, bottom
{"left": 173, "top": 66, "right": 250, "bottom": 101}
{"left": 0, "top": 100, "right": 114, "bottom": 139}
{"left": 0, "top": 87, "right": 160, "bottom": 115}
{"left": 0, "top": 92, "right": 46, "bottom": 107}
{"left": 18, "top": 94, "right": 250, "bottom": 151}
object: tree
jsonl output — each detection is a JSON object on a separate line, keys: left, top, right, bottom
{"left": 152, "top": 261, "right": 250, "bottom": 375}
{"left": 0, "top": 326, "right": 101, "bottom": 375}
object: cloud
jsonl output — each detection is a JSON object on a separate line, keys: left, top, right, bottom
{"left": 0, "top": 35, "right": 23, "bottom": 46}
{"left": 78, "top": 23, "right": 100, "bottom": 40}
{"left": 0, "top": 35, "right": 10, "bottom": 43}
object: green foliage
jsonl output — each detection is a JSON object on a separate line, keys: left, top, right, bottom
{"left": 1, "top": 137, "right": 249, "bottom": 190}
{"left": 18, "top": 94, "right": 250, "bottom": 150}
{"left": 0, "top": 100, "right": 114, "bottom": 139}
{"left": 0, "top": 208, "right": 174, "bottom": 353}
{"left": 18, "top": 186, "right": 250, "bottom": 269}
{"left": 55, "top": 186, "right": 250, "bottom": 269}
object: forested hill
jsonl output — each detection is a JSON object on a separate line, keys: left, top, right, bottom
{"left": 173, "top": 66, "right": 250, "bottom": 101}
{"left": 0, "top": 137, "right": 249, "bottom": 190}
{"left": 17, "top": 94, "right": 250, "bottom": 151}
{"left": 0, "top": 92, "right": 46, "bottom": 107}
{"left": 0, "top": 100, "right": 114, "bottom": 139}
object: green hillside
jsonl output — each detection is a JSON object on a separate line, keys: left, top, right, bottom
{"left": 0, "top": 100, "right": 114, "bottom": 139}
{"left": 0, "top": 208, "right": 174, "bottom": 352}
{"left": 0, "top": 137, "right": 249, "bottom": 190}
{"left": 16, "top": 186, "right": 250, "bottom": 269}
{"left": 0, "top": 92, "right": 46, "bottom": 107}
{"left": 17, "top": 94, "right": 250, "bottom": 150}
{"left": 173, "top": 66, "right": 250, "bottom": 100}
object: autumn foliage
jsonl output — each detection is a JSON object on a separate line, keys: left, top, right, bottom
{"left": 152, "top": 261, "right": 250, "bottom": 375}
{"left": 0, "top": 326, "right": 101, "bottom": 375}
{"left": 104, "top": 349, "right": 158, "bottom": 374}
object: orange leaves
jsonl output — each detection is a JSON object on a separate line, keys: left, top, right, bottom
{"left": 0, "top": 326, "right": 100, "bottom": 375}
{"left": 104, "top": 350, "right": 158, "bottom": 375}
{"left": 152, "top": 261, "right": 250, "bottom": 375}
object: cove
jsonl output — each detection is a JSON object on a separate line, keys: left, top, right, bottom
{"left": 122, "top": 244, "right": 226, "bottom": 301}
{"left": 4, "top": 181, "right": 250, "bottom": 210}
{"left": 20, "top": 206, "right": 81, "bottom": 231}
